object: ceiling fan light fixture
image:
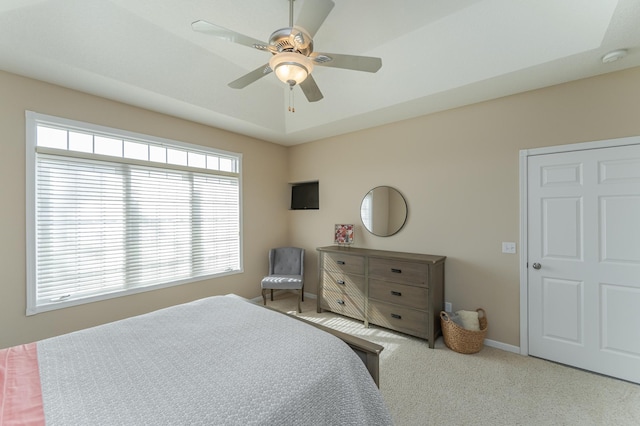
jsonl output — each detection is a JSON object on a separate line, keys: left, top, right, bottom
{"left": 269, "top": 52, "right": 314, "bottom": 86}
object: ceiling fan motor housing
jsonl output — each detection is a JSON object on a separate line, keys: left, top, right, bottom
{"left": 269, "top": 27, "right": 313, "bottom": 56}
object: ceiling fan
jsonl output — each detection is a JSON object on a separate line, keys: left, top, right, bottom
{"left": 191, "top": 0, "right": 382, "bottom": 103}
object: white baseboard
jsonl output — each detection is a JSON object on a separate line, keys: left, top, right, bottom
{"left": 225, "top": 293, "right": 249, "bottom": 301}
{"left": 484, "top": 338, "right": 520, "bottom": 354}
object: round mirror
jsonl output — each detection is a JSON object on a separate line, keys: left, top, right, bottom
{"left": 360, "top": 186, "right": 408, "bottom": 237}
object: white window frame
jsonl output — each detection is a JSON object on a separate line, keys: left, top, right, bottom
{"left": 26, "top": 111, "right": 243, "bottom": 315}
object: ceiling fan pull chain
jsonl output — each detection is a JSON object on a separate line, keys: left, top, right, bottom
{"left": 288, "top": 85, "right": 295, "bottom": 113}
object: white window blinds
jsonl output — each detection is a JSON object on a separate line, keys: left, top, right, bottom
{"left": 27, "top": 112, "right": 242, "bottom": 314}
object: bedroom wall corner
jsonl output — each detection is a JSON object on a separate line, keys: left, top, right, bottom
{"left": 0, "top": 70, "right": 290, "bottom": 348}
{"left": 286, "top": 66, "right": 640, "bottom": 348}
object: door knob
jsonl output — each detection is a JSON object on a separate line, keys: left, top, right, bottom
{"left": 532, "top": 262, "right": 542, "bottom": 270}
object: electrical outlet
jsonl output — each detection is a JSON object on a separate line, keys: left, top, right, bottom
{"left": 444, "top": 302, "right": 452, "bottom": 312}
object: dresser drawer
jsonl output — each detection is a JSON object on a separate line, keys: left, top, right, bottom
{"left": 367, "top": 300, "right": 428, "bottom": 339}
{"left": 322, "top": 270, "right": 365, "bottom": 296}
{"left": 320, "top": 290, "right": 365, "bottom": 321}
{"left": 368, "top": 258, "right": 428, "bottom": 287}
{"left": 369, "top": 279, "right": 428, "bottom": 311}
{"left": 324, "top": 252, "right": 365, "bottom": 275}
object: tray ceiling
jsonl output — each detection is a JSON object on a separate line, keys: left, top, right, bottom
{"left": 1, "top": 0, "right": 639, "bottom": 145}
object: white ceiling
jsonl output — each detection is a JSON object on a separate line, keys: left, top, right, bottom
{"left": 1, "top": 0, "right": 639, "bottom": 146}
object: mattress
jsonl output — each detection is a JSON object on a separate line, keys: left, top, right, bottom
{"left": 1, "top": 295, "right": 391, "bottom": 425}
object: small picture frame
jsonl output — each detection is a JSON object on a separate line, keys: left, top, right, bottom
{"left": 334, "top": 224, "right": 354, "bottom": 245}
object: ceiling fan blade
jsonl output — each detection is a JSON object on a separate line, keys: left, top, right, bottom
{"left": 311, "top": 52, "right": 382, "bottom": 73}
{"left": 192, "top": 20, "right": 269, "bottom": 51}
{"left": 294, "top": 0, "right": 335, "bottom": 38}
{"left": 299, "top": 74, "right": 323, "bottom": 102}
{"left": 228, "top": 64, "right": 273, "bottom": 89}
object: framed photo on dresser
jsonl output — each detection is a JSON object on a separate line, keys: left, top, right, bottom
{"left": 334, "top": 224, "right": 354, "bottom": 245}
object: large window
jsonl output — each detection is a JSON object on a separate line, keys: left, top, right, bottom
{"left": 26, "top": 112, "right": 242, "bottom": 314}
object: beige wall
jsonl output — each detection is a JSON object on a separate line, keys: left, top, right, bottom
{"left": 0, "top": 71, "right": 290, "bottom": 348}
{"left": 3, "top": 67, "right": 640, "bottom": 350}
{"left": 288, "top": 67, "right": 640, "bottom": 347}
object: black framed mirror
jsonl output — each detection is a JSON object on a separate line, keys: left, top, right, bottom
{"left": 360, "top": 186, "right": 407, "bottom": 237}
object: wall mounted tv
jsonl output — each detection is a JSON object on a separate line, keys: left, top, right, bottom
{"left": 291, "top": 181, "right": 319, "bottom": 210}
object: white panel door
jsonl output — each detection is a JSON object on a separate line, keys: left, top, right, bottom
{"left": 528, "top": 144, "right": 640, "bottom": 384}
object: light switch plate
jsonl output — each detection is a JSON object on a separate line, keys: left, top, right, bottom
{"left": 502, "top": 242, "right": 517, "bottom": 254}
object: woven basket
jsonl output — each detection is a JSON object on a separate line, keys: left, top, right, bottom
{"left": 440, "top": 308, "right": 488, "bottom": 354}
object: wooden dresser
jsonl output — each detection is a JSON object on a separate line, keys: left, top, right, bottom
{"left": 317, "top": 246, "right": 446, "bottom": 348}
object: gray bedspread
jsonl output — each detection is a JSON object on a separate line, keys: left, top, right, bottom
{"left": 37, "top": 296, "right": 392, "bottom": 425}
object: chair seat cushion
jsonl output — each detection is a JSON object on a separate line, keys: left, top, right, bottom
{"left": 261, "top": 275, "right": 303, "bottom": 290}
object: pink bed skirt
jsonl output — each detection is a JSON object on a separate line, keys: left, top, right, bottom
{"left": 0, "top": 343, "right": 45, "bottom": 426}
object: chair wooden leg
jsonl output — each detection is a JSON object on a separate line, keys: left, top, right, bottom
{"left": 302, "top": 284, "right": 304, "bottom": 302}
{"left": 270, "top": 289, "right": 274, "bottom": 301}
{"left": 297, "top": 289, "right": 302, "bottom": 313}
{"left": 262, "top": 289, "right": 266, "bottom": 305}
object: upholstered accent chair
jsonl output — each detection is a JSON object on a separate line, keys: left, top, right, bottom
{"left": 261, "top": 247, "right": 304, "bottom": 313}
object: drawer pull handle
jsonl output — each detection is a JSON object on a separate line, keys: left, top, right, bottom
{"left": 391, "top": 268, "right": 402, "bottom": 274}
{"left": 390, "top": 291, "right": 402, "bottom": 296}
{"left": 337, "top": 280, "right": 346, "bottom": 285}
{"left": 337, "top": 260, "right": 346, "bottom": 265}
{"left": 391, "top": 313, "right": 402, "bottom": 320}
{"left": 337, "top": 299, "right": 345, "bottom": 305}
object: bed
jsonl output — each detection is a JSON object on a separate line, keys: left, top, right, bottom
{"left": 1, "top": 295, "right": 391, "bottom": 425}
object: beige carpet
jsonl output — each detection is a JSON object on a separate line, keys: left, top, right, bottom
{"left": 263, "top": 293, "right": 640, "bottom": 426}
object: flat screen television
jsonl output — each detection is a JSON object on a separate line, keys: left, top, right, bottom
{"left": 291, "top": 181, "right": 319, "bottom": 210}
